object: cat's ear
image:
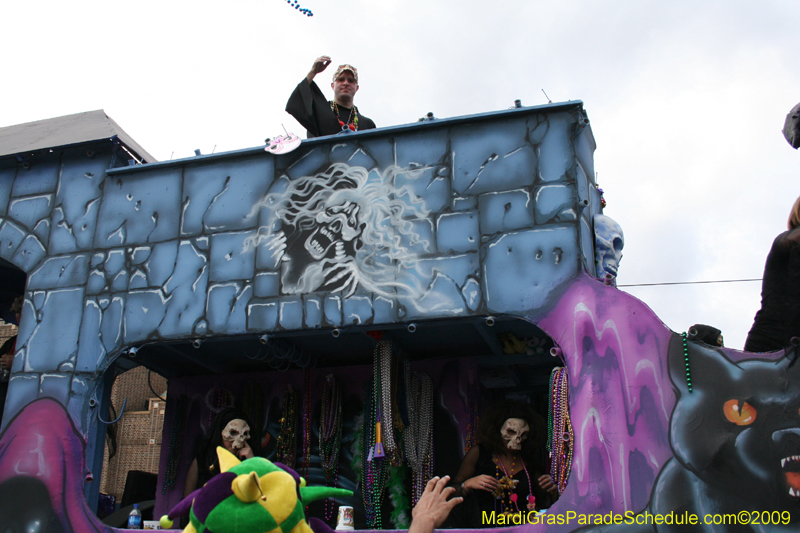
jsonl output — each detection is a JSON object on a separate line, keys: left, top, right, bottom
{"left": 668, "top": 332, "right": 740, "bottom": 395}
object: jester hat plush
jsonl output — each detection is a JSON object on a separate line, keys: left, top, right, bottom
{"left": 161, "top": 447, "right": 353, "bottom": 533}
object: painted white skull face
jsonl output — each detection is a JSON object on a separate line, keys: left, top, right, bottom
{"left": 221, "top": 419, "right": 250, "bottom": 452}
{"left": 593, "top": 214, "right": 624, "bottom": 279}
{"left": 500, "top": 418, "right": 530, "bottom": 451}
{"left": 305, "top": 201, "right": 362, "bottom": 260}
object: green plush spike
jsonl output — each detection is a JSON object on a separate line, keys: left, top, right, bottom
{"left": 300, "top": 485, "right": 354, "bottom": 504}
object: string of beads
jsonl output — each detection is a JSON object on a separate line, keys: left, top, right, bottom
{"left": 377, "top": 340, "right": 399, "bottom": 463}
{"left": 494, "top": 454, "right": 535, "bottom": 514}
{"left": 362, "top": 375, "right": 387, "bottom": 528}
{"left": 682, "top": 332, "right": 693, "bottom": 393}
{"left": 404, "top": 360, "right": 434, "bottom": 506}
{"left": 330, "top": 102, "right": 360, "bottom": 131}
{"left": 320, "top": 374, "right": 343, "bottom": 522}
{"left": 208, "top": 387, "right": 231, "bottom": 428}
{"left": 547, "top": 366, "right": 573, "bottom": 494}
{"left": 302, "top": 367, "right": 312, "bottom": 481}
{"left": 276, "top": 387, "right": 297, "bottom": 468}
{"left": 465, "top": 382, "right": 478, "bottom": 453}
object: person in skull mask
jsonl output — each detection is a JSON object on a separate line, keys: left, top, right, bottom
{"left": 183, "top": 408, "right": 255, "bottom": 496}
{"left": 444, "top": 401, "right": 557, "bottom": 527}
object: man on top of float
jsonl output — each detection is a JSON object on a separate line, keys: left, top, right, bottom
{"left": 286, "top": 56, "right": 377, "bottom": 138}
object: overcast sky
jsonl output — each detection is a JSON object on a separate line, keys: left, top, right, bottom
{"left": 3, "top": 0, "right": 798, "bottom": 350}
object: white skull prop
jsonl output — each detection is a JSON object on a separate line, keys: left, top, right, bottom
{"left": 500, "top": 418, "right": 530, "bottom": 451}
{"left": 221, "top": 419, "right": 250, "bottom": 453}
{"left": 593, "top": 214, "right": 624, "bottom": 279}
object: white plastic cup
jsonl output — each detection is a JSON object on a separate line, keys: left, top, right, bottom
{"left": 336, "top": 506, "right": 355, "bottom": 530}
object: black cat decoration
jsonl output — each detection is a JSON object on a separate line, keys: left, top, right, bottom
{"left": 582, "top": 335, "right": 800, "bottom": 532}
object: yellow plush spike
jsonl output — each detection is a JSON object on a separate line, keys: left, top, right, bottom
{"left": 232, "top": 471, "right": 263, "bottom": 503}
{"left": 258, "top": 471, "right": 299, "bottom": 523}
{"left": 217, "top": 446, "right": 242, "bottom": 473}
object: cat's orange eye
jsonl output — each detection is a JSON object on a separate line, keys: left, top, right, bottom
{"left": 724, "top": 399, "right": 756, "bottom": 426}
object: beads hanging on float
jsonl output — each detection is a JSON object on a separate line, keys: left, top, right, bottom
{"left": 465, "top": 382, "right": 479, "bottom": 453}
{"left": 493, "top": 454, "right": 535, "bottom": 515}
{"left": 208, "top": 387, "right": 232, "bottom": 429}
{"left": 302, "top": 368, "right": 312, "bottom": 481}
{"left": 547, "top": 367, "right": 573, "bottom": 495}
{"left": 361, "top": 375, "right": 388, "bottom": 529}
{"left": 276, "top": 387, "right": 298, "bottom": 468}
{"left": 361, "top": 340, "right": 435, "bottom": 527}
{"left": 320, "top": 375, "right": 343, "bottom": 522}
{"left": 404, "top": 360, "right": 434, "bottom": 507}
{"left": 377, "top": 340, "right": 399, "bottom": 463}
{"left": 682, "top": 332, "right": 693, "bottom": 393}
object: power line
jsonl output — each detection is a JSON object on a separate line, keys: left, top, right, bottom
{"left": 618, "top": 278, "right": 762, "bottom": 288}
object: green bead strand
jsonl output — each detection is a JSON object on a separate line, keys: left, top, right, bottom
{"left": 682, "top": 332, "right": 693, "bottom": 393}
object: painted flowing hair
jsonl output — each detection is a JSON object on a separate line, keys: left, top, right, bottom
{"left": 245, "top": 163, "right": 432, "bottom": 299}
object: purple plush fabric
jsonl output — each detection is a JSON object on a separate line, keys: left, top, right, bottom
{"left": 190, "top": 472, "right": 236, "bottom": 522}
{"left": 167, "top": 489, "right": 201, "bottom": 520}
{"left": 308, "top": 516, "right": 337, "bottom": 533}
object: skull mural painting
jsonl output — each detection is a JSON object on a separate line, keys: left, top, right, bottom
{"left": 245, "top": 162, "right": 431, "bottom": 299}
{"left": 593, "top": 214, "right": 624, "bottom": 279}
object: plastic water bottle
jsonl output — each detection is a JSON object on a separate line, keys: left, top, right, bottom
{"left": 127, "top": 503, "right": 142, "bottom": 529}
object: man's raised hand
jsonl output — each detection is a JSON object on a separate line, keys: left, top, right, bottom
{"left": 307, "top": 56, "right": 332, "bottom": 83}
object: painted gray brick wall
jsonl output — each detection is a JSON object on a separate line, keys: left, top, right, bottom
{"left": 0, "top": 103, "right": 600, "bottom": 432}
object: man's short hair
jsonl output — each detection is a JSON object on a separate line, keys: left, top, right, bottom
{"left": 332, "top": 64, "right": 358, "bottom": 83}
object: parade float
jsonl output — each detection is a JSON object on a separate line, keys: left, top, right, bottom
{"left": 0, "top": 103, "right": 797, "bottom": 532}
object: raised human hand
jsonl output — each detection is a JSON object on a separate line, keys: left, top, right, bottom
{"left": 410, "top": 476, "right": 462, "bottom": 533}
{"left": 307, "top": 56, "right": 332, "bottom": 82}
